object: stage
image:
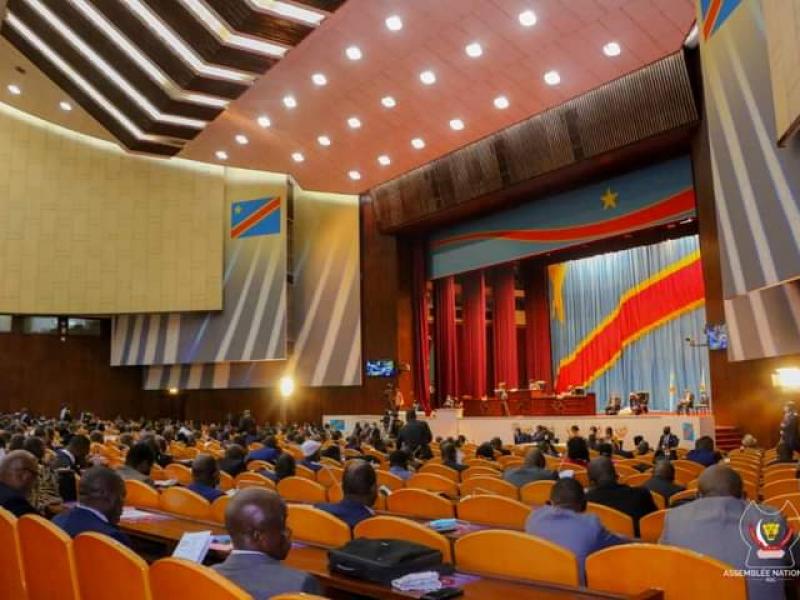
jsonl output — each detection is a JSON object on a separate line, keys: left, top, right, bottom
{"left": 323, "top": 409, "right": 716, "bottom": 449}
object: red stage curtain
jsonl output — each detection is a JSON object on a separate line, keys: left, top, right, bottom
{"left": 434, "top": 276, "right": 459, "bottom": 405}
{"left": 461, "top": 271, "right": 487, "bottom": 398}
{"left": 491, "top": 265, "right": 519, "bottom": 390}
{"left": 522, "top": 261, "right": 553, "bottom": 387}
{"left": 411, "top": 242, "right": 431, "bottom": 414}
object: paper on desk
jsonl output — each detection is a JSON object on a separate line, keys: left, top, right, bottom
{"left": 173, "top": 530, "right": 213, "bottom": 564}
{"left": 121, "top": 507, "right": 169, "bottom": 521}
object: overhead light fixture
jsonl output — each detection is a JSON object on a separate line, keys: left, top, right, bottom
{"left": 167, "top": 387, "right": 179, "bottom": 395}
{"left": 235, "top": 134, "right": 248, "bottom": 145}
{"left": 257, "top": 115, "right": 271, "bottom": 128}
{"left": 347, "top": 116, "right": 362, "bottom": 129}
{"left": 59, "top": 100, "right": 72, "bottom": 111}
{"left": 381, "top": 96, "right": 396, "bottom": 108}
{"left": 603, "top": 41, "right": 621, "bottom": 57}
{"left": 215, "top": 150, "right": 228, "bottom": 160}
{"left": 291, "top": 152, "right": 305, "bottom": 162}
{"left": 493, "top": 95, "right": 509, "bottom": 109}
{"left": 7, "top": 84, "right": 21, "bottom": 95}
{"left": 773, "top": 367, "right": 800, "bottom": 390}
{"left": 465, "top": 42, "right": 483, "bottom": 58}
{"left": 543, "top": 70, "right": 561, "bottom": 85}
{"left": 348, "top": 170, "right": 362, "bottom": 181}
{"left": 283, "top": 94, "right": 297, "bottom": 108}
{"left": 377, "top": 155, "right": 391, "bottom": 166}
{"left": 317, "top": 135, "right": 331, "bottom": 146}
{"left": 311, "top": 72, "right": 327, "bottom": 86}
{"left": 449, "top": 118, "right": 465, "bottom": 131}
{"left": 345, "top": 45, "right": 363, "bottom": 60}
{"left": 278, "top": 375, "right": 295, "bottom": 397}
{"left": 419, "top": 70, "right": 436, "bottom": 85}
{"left": 518, "top": 9, "right": 537, "bottom": 27}
{"left": 411, "top": 137, "right": 425, "bottom": 149}
{"left": 385, "top": 15, "right": 403, "bottom": 31}
{"left": 249, "top": 0, "right": 325, "bottom": 26}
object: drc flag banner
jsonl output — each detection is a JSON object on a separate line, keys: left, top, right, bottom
{"left": 231, "top": 197, "right": 281, "bottom": 239}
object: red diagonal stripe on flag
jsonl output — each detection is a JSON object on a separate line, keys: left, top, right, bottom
{"left": 231, "top": 197, "right": 280, "bottom": 239}
{"left": 703, "top": 0, "right": 722, "bottom": 39}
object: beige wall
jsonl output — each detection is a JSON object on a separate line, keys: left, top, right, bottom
{"left": 764, "top": 0, "right": 800, "bottom": 144}
{"left": 0, "top": 101, "right": 224, "bottom": 314}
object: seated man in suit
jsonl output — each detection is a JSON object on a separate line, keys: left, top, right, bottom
{"left": 116, "top": 442, "right": 156, "bottom": 487}
{"left": 213, "top": 488, "right": 320, "bottom": 598}
{"left": 642, "top": 459, "right": 685, "bottom": 503}
{"left": 503, "top": 448, "right": 557, "bottom": 487}
{"left": 53, "top": 434, "right": 92, "bottom": 502}
{"left": 0, "top": 450, "right": 40, "bottom": 517}
{"left": 53, "top": 466, "right": 130, "bottom": 546}
{"left": 441, "top": 441, "right": 468, "bottom": 472}
{"left": 219, "top": 444, "right": 247, "bottom": 478}
{"left": 299, "top": 440, "right": 323, "bottom": 473}
{"left": 526, "top": 478, "right": 627, "bottom": 583}
{"left": 247, "top": 435, "right": 282, "bottom": 465}
{"left": 661, "top": 465, "right": 794, "bottom": 600}
{"left": 686, "top": 435, "right": 721, "bottom": 467}
{"left": 315, "top": 459, "right": 376, "bottom": 529}
{"left": 585, "top": 457, "right": 657, "bottom": 537}
{"left": 187, "top": 454, "right": 225, "bottom": 503}
{"left": 676, "top": 389, "right": 694, "bottom": 415}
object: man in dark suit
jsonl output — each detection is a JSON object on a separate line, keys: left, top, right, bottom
{"left": 780, "top": 402, "right": 798, "bottom": 453}
{"left": 53, "top": 434, "right": 91, "bottom": 471}
{"left": 0, "top": 450, "right": 40, "bottom": 517}
{"left": 53, "top": 466, "right": 130, "bottom": 546}
{"left": 219, "top": 444, "right": 247, "bottom": 478}
{"left": 642, "top": 460, "right": 685, "bottom": 503}
{"left": 397, "top": 409, "right": 432, "bottom": 457}
{"left": 247, "top": 436, "right": 281, "bottom": 464}
{"left": 213, "top": 488, "right": 320, "bottom": 598}
{"left": 187, "top": 454, "right": 225, "bottom": 503}
{"left": 503, "top": 448, "right": 558, "bottom": 487}
{"left": 315, "top": 460, "right": 376, "bottom": 529}
{"left": 656, "top": 426, "right": 679, "bottom": 460}
{"left": 586, "top": 457, "right": 656, "bottom": 537}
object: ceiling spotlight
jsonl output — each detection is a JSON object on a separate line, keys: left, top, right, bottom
{"left": 348, "top": 170, "right": 362, "bottom": 181}
{"left": 411, "top": 137, "right": 425, "bottom": 149}
{"left": 345, "top": 45, "right": 362, "bottom": 61}
{"left": 385, "top": 15, "right": 403, "bottom": 31}
{"left": 419, "top": 70, "right": 436, "bottom": 85}
{"left": 283, "top": 95, "right": 297, "bottom": 108}
{"left": 518, "top": 9, "right": 537, "bottom": 27}
{"left": 7, "top": 84, "right": 21, "bottom": 95}
{"left": 215, "top": 150, "right": 228, "bottom": 160}
{"left": 603, "top": 41, "right": 621, "bottom": 57}
{"left": 291, "top": 152, "right": 305, "bottom": 163}
{"left": 377, "top": 155, "right": 391, "bottom": 166}
{"left": 381, "top": 96, "right": 396, "bottom": 108}
{"left": 465, "top": 42, "right": 483, "bottom": 58}
{"left": 493, "top": 95, "right": 509, "bottom": 109}
{"left": 311, "top": 72, "right": 327, "bottom": 86}
{"left": 347, "top": 116, "right": 362, "bottom": 129}
{"left": 449, "top": 118, "right": 465, "bottom": 131}
{"left": 59, "top": 101, "right": 73, "bottom": 111}
{"left": 317, "top": 135, "right": 331, "bottom": 146}
{"left": 235, "top": 134, "right": 249, "bottom": 145}
{"left": 543, "top": 70, "right": 561, "bottom": 85}
{"left": 257, "top": 115, "right": 271, "bottom": 128}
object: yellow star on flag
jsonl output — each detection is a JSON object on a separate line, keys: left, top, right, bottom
{"left": 601, "top": 187, "right": 618, "bottom": 210}
{"left": 234, "top": 205, "right": 243, "bottom": 214}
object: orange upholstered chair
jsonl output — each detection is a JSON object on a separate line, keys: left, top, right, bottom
{"left": 386, "top": 488, "right": 455, "bottom": 519}
{"left": 671, "top": 460, "right": 705, "bottom": 478}
{"left": 455, "top": 530, "right": 579, "bottom": 586}
{"left": 75, "top": 532, "right": 152, "bottom": 600}
{"left": 639, "top": 509, "right": 668, "bottom": 543}
{"left": 164, "top": 463, "right": 192, "bottom": 486}
{"left": 407, "top": 473, "right": 459, "bottom": 496}
{"left": 649, "top": 490, "right": 666, "bottom": 511}
{"left": 18, "top": 514, "right": 80, "bottom": 600}
{"left": 376, "top": 470, "right": 406, "bottom": 491}
{"left": 419, "top": 463, "right": 461, "bottom": 482}
{"left": 457, "top": 495, "right": 530, "bottom": 529}
{"left": 461, "top": 466, "right": 501, "bottom": 480}
{"left": 218, "top": 471, "right": 234, "bottom": 492}
{"left": 0, "top": 508, "right": 27, "bottom": 600}
{"left": 669, "top": 489, "right": 697, "bottom": 506}
{"left": 327, "top": 484, "right": 344, "bottom": 503}
{"left": 354, "top": 516, "right": 452, "bottom": 562}
{"left": 623, "top": 473, "right": 650, "bottom": 487}
{"left": 211, "top": 495, "right": 230, "bottom": 525}
{"left": 294, "top": 464, "right": 317, "bottom": 481}
{"left": 762, "top": 479, "right": 800, "bottom": 500}
{"left": 763, "top": 468, "right": 799, "bottom": 485}
{"left": 459, "top": 476, "right": 518, "bottom": 499}
{"left": 124, "top": 479, "right": 160, "bottom": 509}
{"left": 246, "top": 460, "right": 272, "bottom": 472}
{"left": 235, "top": 472, "right": 276, "bottom": 490}
{"left": 497, "top": 455, "right": 524, "bottom": 469}
{"left": 586, "top": 544, "right": 746, "bottom": 599}
{"left": 150, "top": 465, "right": 166, "bottom": 481}
{"left": 150, "top": 558, "right": 251, "bottom": 600}
{"left": 586, "top": 503, "right": 634, "bottom": 537}
{"left": 613, "top": 464, "right": 639, "bottom": 479}
{"left": 271, "top": 595, "right": 330, "bottom": 600}
{"left": 277, "top": 476, "right": 327, "bottom": 503}
{"left": 316, "top": 466, "right": 343, "bottom": 488}
{"left": 464, "top": 458, "right": 498, "bottom": 469}
{"left": 520, "top": 480, "right": 555, "bottom": 505}
{"left": 764, "top": 492, "right": 800, "bottom": 516}
{"left": 287, "top": 505, "right": 351, "bottom": 547}
{"left": 159, "top": 487, "right": 212, "bottom": 520}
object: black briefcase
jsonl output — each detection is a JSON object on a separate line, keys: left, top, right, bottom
{"left": 327, "top": 538, "right": 450, "bottom": 584}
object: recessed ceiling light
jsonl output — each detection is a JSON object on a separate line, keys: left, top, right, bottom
{"left": 235, "top": 134, "right": 248, "bottom": 145}
{"left": 311, "top": 72, "right": 327, "bottom": 86}
{"left": 377, "top": 155, "right": 391, "bottom": 166}
{"left": 7, "top": 84, "right": 21, "bottom": 95}
{"left": 493, "top": 95, "right": 509, "bottom": 109}
{"left": 317, "top": 135, "right": 331, "bottom": 146}
{"left": 603, "top": 41, "right": 621, "bottom": 57}
{"left": 257, "top": 115, "right": 271, "bottom": 128}
{"left": 385, "top": 15, "right": 403, "bottom": 31}
{"left": 381, "top": 96, "right": 396, "bottom": 108}
{"left": 215, "top": 150, "right": 228, "bottom": 160}
{"left": 345, "top": 45, "right": 362, "bottom": 60}
{"left": 419, "top": 70, "right": 436, "bottom": 85}
{"left": 543, "top": 70, "right": 561, "bottom": 85}
{"left": 348, "top": 170, "right": 361, "bottom": 181}
{"left": 449, "top": 118, "right": 465, "bottom": 131}
{"left": 518, "top": 9, "right": 537, "bottom": 27}
{"left": 347, "top": 116, "right": 362, "bottom": 129}
{"left": 411, "top": 137, "right": 425, "bottom": 149}
{"left": 465, "top": 42, "right": 483, "bottom": 58}
{"left": 283, "top": 94, "right": 297, "bottom": 108}
{"left": 59, "top": 100, "right": 73, "bottom": 111}
{"left": 291, "top": 152, "right": 305, "bottom": 163}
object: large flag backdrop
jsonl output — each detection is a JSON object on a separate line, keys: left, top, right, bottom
{"left": 550, "top": 235, "right": 711, "bottom": 411}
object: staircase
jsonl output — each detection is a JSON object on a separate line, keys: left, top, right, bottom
{"left": 715, "top": 425, "right": 742, "bottom": 452}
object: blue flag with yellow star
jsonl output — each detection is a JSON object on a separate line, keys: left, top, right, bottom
{"left": 231, "top": 197, "right": 281, "bottom": 239}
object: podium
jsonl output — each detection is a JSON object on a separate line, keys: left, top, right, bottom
{"left": 462, "top": 391, "right": 596, "bottom": 417}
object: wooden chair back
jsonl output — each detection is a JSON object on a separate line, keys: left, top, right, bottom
{"left": 149, "top": 558, "right": 251, "bottom": 599}
{"left": 75, "top": 532, "right": 152, "bottom": 600}
{"left": 419, "top": 463, "right": 461, "bottom": 482}
{"left": 459, "top": 476, "right": 518, "bottom": 499}
{"left": 316, "top": 466, "right": 343, "bottom": 488}
{"left": 520, "top": 480, "right": 555, "bottom": 505}
{"left": 386, "top": 488, "right": 455, "bottom": 519}
{"left": 671, "top": 460, "right": 705, "bottom": 477}
{"left": 762, "top": 479, "right": 800, "bottom": 500}
{"left": 461, "top": 466, "right": 501, "bottom": 480}
{"left": 763, "top": 468, "right": 798, "bottom": 485}
{"left": 159, "top": 487, "right": 212, "bottom": 520}
{"left": 623, "top": 473, "right": 650, "bottom": 487}
{"left": 354, "top": 516, "right": 452, "bottom": 562}
{"left": 246, "top": 460, "right": 272, "bottom": 472}
{"left": 614, "top": 464, "right": 639, "bottom": 479}
{"left": 586, "top": 502, "right": 635, "bottom": 537}
{"left": 649, "top": 490, "right": 666, "bottom": 510}
{"left": 287, "top": 505, "right": 351, "bottom": 547}
{"left": 0, "top": 508, "right": 27, "bottom": 600}
{"left": 376, "top": 470, "right": 406, "bottom": 491}
{"left": 218, "top": 471, "right": 234, "bottom": 492}
{"left": 669, "top": 489, "right": 697, "bottom": 507}
{"left": 764, "top": 492, "right": 800, "bottom": 516}
{"left": 235, "top": 472, "right": 276, "bottom": 490}
{"left": 639, "top": 509, "right": 668, "bottom": 543}
{"left": 457, "top": 495, "right": 530, "bottom": 529}
{"left": 19, "top": 514, "right": 80, "bottom": 600}
{"left": 407, "top": 473, "right": 459, "bottom": 496}
{"left": 164, "top": 463, "right": 192, "bottom": 486}
{"left": 211, "top": 495, "right": 230, "bottom": 525}
{"left": 672, "top": 467, "right": 695, "bottom": 486}
{"left": 124, "top": 479, "right": 160, "bottom": 509}
{"left": 294, "top": 464, "right": 317, "bottom": 480}
{"left": 277, "top": 477, "right": 327, "bottom": 504}
{"left": 150, "top": 465, "right": 166, "bottom": 481}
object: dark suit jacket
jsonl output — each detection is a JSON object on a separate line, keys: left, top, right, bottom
{"left": 213, "top": 551, "right": 320, "bottom": 599}
{"left": 503, "top": 466, "right": 558, "bottom": 487}
{"left": 218, "top": 457, "right": 246, "bottom": 478}
{"left": 186, "top": 483, "right": 225, "bottom": 503}
{"left": 586, "top": 482, "right": 657, "bottom": 536}
{"left": 315, "top": 498, "right": 374, "bottom": 529}
{"left": 642, "top": 477, "right": 685, "bottom": 502}
{"left": 0, "top": 482, "right": 38, "bottom": 518}
{"left": 246, "top": 447, "right": 281, "bottom": 464}
{"left": 53, "top": 506, "right": 131, "bottom": 547}
{"left": 397, "top": 420, "right": 432, "bottom": 453}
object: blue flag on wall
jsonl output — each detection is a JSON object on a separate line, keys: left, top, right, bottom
{"left": 231, "top": 197, "right": 281, "bottom": 239}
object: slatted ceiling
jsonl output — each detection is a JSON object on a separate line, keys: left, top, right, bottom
{"left": 290, "top": 0, "right": 346, "bottom": 12}
{"left": 207, "top": 0, "right": 314, "bottom": 46}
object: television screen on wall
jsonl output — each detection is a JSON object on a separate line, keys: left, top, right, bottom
{"left": 705, "top": 323, "right": 728, "bottom": 351}
{"left": 365, "top": 360, "right": 396, "bottom": 377}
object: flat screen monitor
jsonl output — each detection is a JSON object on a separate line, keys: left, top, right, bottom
{"left": 705, "top": 323, "right": 728, "bottom": 350}
{"left": 365, "top": 359, "right": 396, "bottom": 377}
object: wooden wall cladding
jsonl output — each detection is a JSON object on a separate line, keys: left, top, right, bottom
{"left": 370, "top": 51, "right": 699, "bottom": 233}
